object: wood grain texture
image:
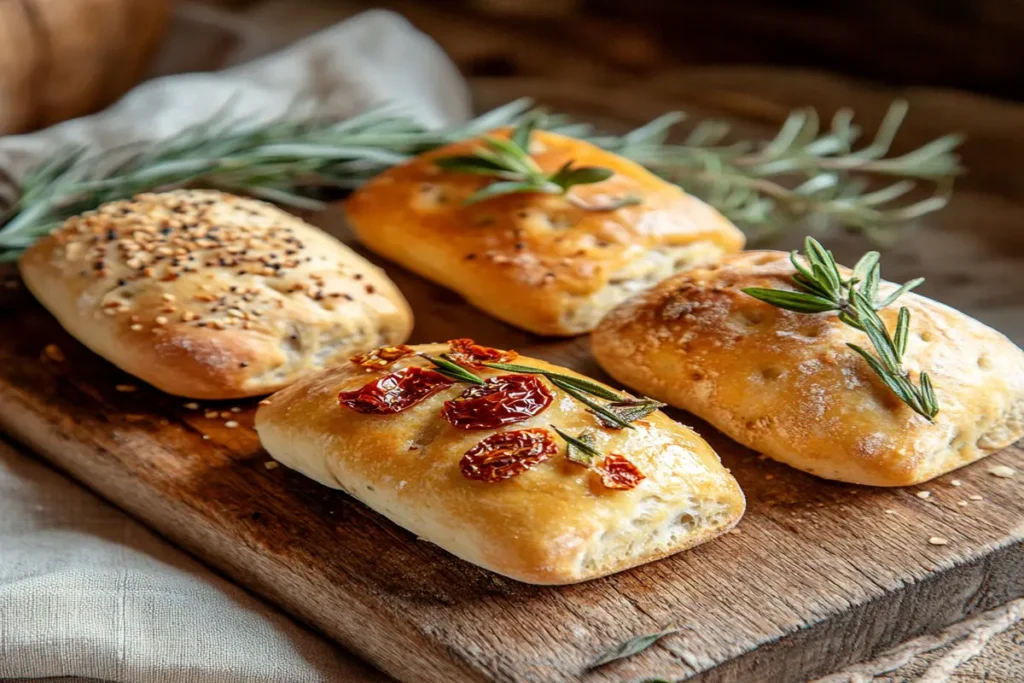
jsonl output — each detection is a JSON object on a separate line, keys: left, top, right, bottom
{"left": 0, "top": 203, "right": 1021, "bottom": 681}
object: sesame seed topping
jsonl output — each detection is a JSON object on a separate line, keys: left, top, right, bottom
{"left": 224, "top": 420, "right": 239, "bottom": 428}
{"left": 927, "top": 536, "right": 949, "bottom": 546}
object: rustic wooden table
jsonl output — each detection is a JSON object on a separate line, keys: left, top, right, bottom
{"left": 6, "top": 2, "right": 1024, "bottom": 681}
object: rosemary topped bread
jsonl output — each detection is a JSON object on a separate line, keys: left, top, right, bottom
{"left": 344, "top": 126, "right": 744, "bottom": 336}
{"left": 255, "top": 340, "right": 745, "bottom": 584}
{"left": 19, "top": 190, "right": 412, "bottom": 399}
{"left": 592, "top": 248, "right": 1024, "bottom": 486}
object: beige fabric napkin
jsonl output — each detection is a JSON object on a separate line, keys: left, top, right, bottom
{"left": 0, "top": 9, "right": 468, "bottom": 682}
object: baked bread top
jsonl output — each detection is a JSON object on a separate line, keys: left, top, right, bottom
{"left": 592, "top": 251, "right": 1024, "bottom": 486}
{"left": 345, "top": 129, "right": 744, "bottom": 335}
{"left": 255, "top": 341, "right": 745, "bottom": 584}
{"left": 19, "top": 190, "right": 412, "bottom": 399}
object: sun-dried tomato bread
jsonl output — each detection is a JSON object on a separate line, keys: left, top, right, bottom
{"left": 592, "top": 251, "right": 1024, "bottom": 486}
{"left": 255, "top": 341, "right": 745, "bottom": 584}
{"left": 19, "top": 190, "right": 413, "bottom": 399}
{"left": 344, "top": 129, "right": 744, "bottom": 336}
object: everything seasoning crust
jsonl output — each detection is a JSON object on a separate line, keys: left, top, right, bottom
{"left": 339, "top": 340, "right": 652, "bottom": 488}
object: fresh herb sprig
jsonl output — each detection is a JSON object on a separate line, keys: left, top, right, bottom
{"left": 434, "top": 115, "right": 641, "bottom": 210}
{"left": 742, "top": 237, "right": 939, "bottom": 420}
{"left": 421, "top": 354, "right": 486, "bottom": 385}
{"left": 587, "top": 628, "right": 681, "bottom": 670}
{"left": 0, "top": 98, "right": 962, "bottom": 261}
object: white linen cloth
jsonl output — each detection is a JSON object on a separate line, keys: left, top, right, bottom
{"left": 0, "top": 9, "right": 469, "bottom": 682}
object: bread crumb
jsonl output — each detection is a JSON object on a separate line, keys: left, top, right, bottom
{"left": 928, "top": 536, "right": 949, "bottom": 546}
{"left": 916, "top": 491, "right": 932, "bottom": 499}
{"left": 968, "top": 494, "right": 984, "bottom": 501}
{"left": 183, "top": 402, "right": 199, "bottom": 410}
{"left": 950, "top": 479, "right": 963, "bottom": 487}
{"left": 988, "top": 465, "right": 1015, "bottom": 478}
{"left": 264, "top": 461, "right": 279, "bottom": 470}
{"left": 224, "top": 420, "right": 239, "bottom": 428}
{"left": 43, "top": 344, "right": 65, "bottom": 362}
{"left": 115, "top": 384, "right": 137, "bottom": 393}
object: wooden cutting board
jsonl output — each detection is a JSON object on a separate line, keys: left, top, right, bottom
{"left": 0, "top": 197, "right": 1022, "bottom": 682}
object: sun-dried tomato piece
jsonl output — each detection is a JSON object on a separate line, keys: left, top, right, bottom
{"left": 350, "top": 344, "right": 415, "bottom": 369}
{"left": 339, "top": 367, "right": 452, "bottom": 414}
{"left": 460, "top": 428, "right": 557, "bottom": 482}
{"left": 446, "top": 338, "right": 518, "bottom": 367}
{"left": 597, "top": 454, "right": 646, "bottom": 490}
{"left": 441, "top": 374, "right": 552, "bottom": 429}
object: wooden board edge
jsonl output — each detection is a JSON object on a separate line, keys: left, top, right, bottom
{"left": 0, "top": 385, "right": 483, "bottom": 683}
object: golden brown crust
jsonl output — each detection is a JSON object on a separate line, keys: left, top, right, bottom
{"left": 255, "top": 342, "right": 745, "bottom": 584}
{"left": 592, "top": 251, "right": 1024, "bottom": 486}
{"left": 345, "top": 129, "right": 744, "bottom": 335}
{"left": 19, "top": 190, "right": 413, "bottom": 399}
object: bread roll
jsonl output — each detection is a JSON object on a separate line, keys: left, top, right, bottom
{"left": 344, "top": 129, "right": 744, "bottom": 336}
{"left": 592, "top": 251, "right": 1024, "bottom": 486}
{"left": 19, "top": 190, "right": 413, "bottom": 399}
{"left": 255, "top": 341, "right": 744, "bottom": 584}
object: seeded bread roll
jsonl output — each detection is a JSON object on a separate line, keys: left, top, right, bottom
{"left": 592, "top": 251, "right": 1024, "bottom": 486}
{"left": 19, "top": 190, "right": 413, "bottom": 399}
{"left": 344, "top": 129, "right": 744, "bottom": 336}
{"left": 255, "top": 341, "right": 745, "bottom": 584}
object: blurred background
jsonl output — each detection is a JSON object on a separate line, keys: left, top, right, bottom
{"left": 1, "top": 0, "right": 1021, "bottom": 138}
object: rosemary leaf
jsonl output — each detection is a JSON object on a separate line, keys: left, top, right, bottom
{"left": 588, "top": 628, "right": 680, "bottom": 670}
{"left": 877, "top": 277, "right": 925, "bottom": 309}
{"left": 551, "top": 426, "right": 601, "bottom": 466}
{"left": 549, "top": 377, "right": 634, "bottom": 430}
{"left": 481, "top": 362, "right": 623, "bottom": 400}
{"left": 463, "top": 181, "right": 560, "bottom": 205}
{"left": 421, "top": 354, "right": 485, "bottom": 385}
{"left": 742, "top": 288, "right": 839, "bottom": 313}
{"left": 593, "top": 398, "right": 666, "bottom": 429}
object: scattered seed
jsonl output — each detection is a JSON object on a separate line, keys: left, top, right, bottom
{"left": 130, "top": 324, "right": 144, "bottom": 332}
{"left": 224, "top": 420, "right": 239, "bottom": 428}
{"left": 220, "top": 411, "right": 232, "bottom": 419}
{"left": 950, "top": 479, "right": 962, "bottom": 487}
{"left": 202, "top": 434, "right": 210, "bottom": 440}
{"left": 884, "top": 509, "right": 897, "bottom": 515}
{"left": 968, "top": 494, "right": 984, "bottom": 501}
{"left": 264, "top": 461, "right": 279, "bottom": 470}
{"left": 928, "top": 536, "right": 949, "bottom": 546}
{"left": 916, "top": 491, "right": 932, "bottom": 499}
{"left": 115, "top": 384, "right": 137, "bottom": 393}
{"left": 43, "top": 344, "right": 65, "bottom": 362}
{"left": 155, "top": 316, "right": 168, "bottom": 326}
{"left": 204, "top": 411, "right": 218, "bottom": 419}
{"left": 957, "top": 501, "right": 969, "bottom": 507}
{"left": 988, "top": 465, "right": 1015, "bottom": 478}
{"left": 183, "top": 402, "right": 199, "bottom": 410}
{"left": 230, "top": 407, "right": 241, "bottom": 413}
{"left": 258, "top": 399, "right": 272, "bottom": 406}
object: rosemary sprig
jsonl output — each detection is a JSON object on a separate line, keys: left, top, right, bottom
{"left": 0, "top": 98, "right": 962, "bottom": 261}
{"left": 742, "top": 237, "right": 939, "bottom": 420}
{"left": 593, "top": 398, "right": 666, "bottom": 428}
{"left": 434, "top": 115, "right": 641, "bottom": 210}
{"left": 551, "top": 426, "right": 601, "bottom": 466}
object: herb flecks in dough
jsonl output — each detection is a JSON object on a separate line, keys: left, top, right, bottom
{"left": 434, "top": 115, "right": 642, "bottom": 211}
{"left": 742, "top": 237, "right": 939, "bottom": 420}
